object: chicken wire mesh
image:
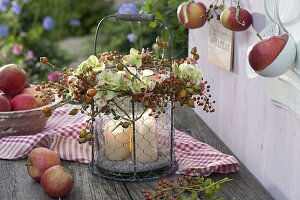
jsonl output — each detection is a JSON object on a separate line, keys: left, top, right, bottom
{"left": 89, "top": 100, "right": 177, "bottom": 181}
{"left": 88, "top": 13, "right": 177, "bottom": 181}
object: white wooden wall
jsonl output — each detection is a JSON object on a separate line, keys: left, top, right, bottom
{"left": 190, "top": 1, "right": 300, "bottom": 200}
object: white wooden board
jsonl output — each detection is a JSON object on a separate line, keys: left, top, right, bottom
{"left": 207, "top": 19, "right": 234, "bottom": 71}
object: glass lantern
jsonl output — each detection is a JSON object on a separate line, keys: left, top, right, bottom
{"left": 88, "top": 13, "right": 177, "bottom": 181}
{"left": 90, "top": 100, "right": 176, "bottom": 181}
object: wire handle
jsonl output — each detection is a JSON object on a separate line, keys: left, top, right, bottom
{"left": 116, "top": 13, "right": 154, "bottom": 22}
{"left": 93, "top": 13, "right": 173, "bottom": 58}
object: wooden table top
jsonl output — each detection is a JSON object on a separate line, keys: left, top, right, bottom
{"left": 0, "top": 107, "right": 274, "bottom": 200}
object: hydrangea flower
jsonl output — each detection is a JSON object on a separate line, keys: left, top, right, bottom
{"left": 12, "top": 1, "right": 21, "bottom": 15}
{"left": 122, "top": 48, "right": 142, "bottom": 68}
{"left": 69, "top": 19, "right": 80, "bottom": 27}
{"left": 0, "top": 24, "right": 8, "bottom": 37}
{"left": 172, "top": 62, "right": 203, "bottom": 86}
{"left": 43, "top": 16, "right": 55, "bottom": 31}
{"left": 76, "top": 55, "right": 105, "bottom": 74}
{"left": 118, "top": 3, "right": 139, "bottom": 14}
{"left": 0, "top": 0, "right": 10, "bottom": 12}
{"left": 12, "top": 44, "right": 23, "bottom": 55}
{"left": 127, "top": 33, "right": 135, "bottom": 43}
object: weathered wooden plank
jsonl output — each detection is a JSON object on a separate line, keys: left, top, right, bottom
{"left": 126, "top": 106, "right": 273, "bottom": 200}
{"left": 0, "top": 159, "right": 130, "bottom": 200}
{"left": 174, "top": 106, "right": 274, "bottom": 200}
{"left": 0, "top": 106, "right": 273, "bottom": 200}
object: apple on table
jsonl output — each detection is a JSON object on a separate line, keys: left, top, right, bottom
{"left": 26, "top": 147, "right": 74, "bottom": 198}
{"left": 41, "top": 165, "right": 74, "bottom": 198}
{"left": 26, "top": 147, "right": 62, "bottom": 182}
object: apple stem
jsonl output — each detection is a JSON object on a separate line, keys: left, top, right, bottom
{"left": 235, "top": 0, "right": 246, "bottom": 26}
{"left": 256, "top": 33, "right": 263, "bottom": 41}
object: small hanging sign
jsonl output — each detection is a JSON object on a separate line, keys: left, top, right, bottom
{"left": 207, "top": 19, "right": 234, "bottom": 71}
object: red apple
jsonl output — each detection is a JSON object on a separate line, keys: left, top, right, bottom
{"left": 41, "top": 165, "right": 74, "bottom": 198}
{"left": 11, "top": 93, "right": 37, "bottom": 111}
{"left": 0, "top": 94, "right": 11, "bottom": 112}
{"left": 177, "top": 1, "right": 207, "bottom": 29}
{"left": 248, "top": 35, "right": 287, "bottom": 72}
{"left": 26, "top": 147, "right": 61, "bottom": 182}
{"left": 220, "top": 7, "right": 252, "bottom": 31}
{"left": 21, "top": 87, "right": 48, "bottom": 107}
{"left": 0, "top": 64, "right": 27, "bottom": 96}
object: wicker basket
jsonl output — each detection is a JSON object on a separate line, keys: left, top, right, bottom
{"left": 0, "top": 99, "right": 60, "bottom": 137}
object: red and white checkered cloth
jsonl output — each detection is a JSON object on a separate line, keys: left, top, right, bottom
{"left": 0, "top": 105, "right": 239, "bottom": 176}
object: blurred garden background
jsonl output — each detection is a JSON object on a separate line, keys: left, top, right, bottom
{"left": 0, "top": 0, "right": 187, "bottom": 82}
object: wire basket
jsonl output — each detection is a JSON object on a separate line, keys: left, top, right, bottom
{"left": 89, "top": 13, "right": 177, "bottom": 181}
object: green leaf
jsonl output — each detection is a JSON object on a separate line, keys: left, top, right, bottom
{"left": 191, "top": 190, "right": 198, "bottom": 200}
{"left": 142, "top": 0, "right": 152, "bottom": 12}
{"left": 216, "top": 182, "right": 222, "bottom": 191}
{"left": 154, "top": 11, "right": 165, "bottom": 21}
{"left": 149, "top": 21, "right": 159, "bottom": 28}
{"left": 204, "top": 188, "right": 214, "bottom": 199}
{"left": 26, "top": 25, "right": 43, "bottom": 43}
{"left": 205, "top": 178, "right": 213, "bottom": 187}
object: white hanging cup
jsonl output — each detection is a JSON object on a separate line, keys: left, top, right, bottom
{"left": 247, "top": 0, "right": 297, "bottom": 78}
{"left": 245, "top": 0, "right": 279, "bottom": 78}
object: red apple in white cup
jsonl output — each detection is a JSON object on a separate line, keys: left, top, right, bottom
{"left": 26, "top": 147, "right": 61, "bottom": 182}
{"left": 0, "top": 64, "right": 27, "bottom": 96}
{"left": 248, "top": 33, "right": 297, "bottom": 77}
{"left": 248, "top": 35, "right": 287, "bottom": 73}
{"left": 177, "top": 1, "right": 207, "bottom": 29}
{"left": 41, "top": 165, "right": 74, "bottom": 198}
{"left": 220, "top": 7, "right": 252, "bottom": 31}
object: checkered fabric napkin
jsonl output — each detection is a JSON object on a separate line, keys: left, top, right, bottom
{"left": 0, "top": 105, "right": 239, "bottom": 176}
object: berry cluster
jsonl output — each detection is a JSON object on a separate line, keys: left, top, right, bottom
{"left": 38, "top": 38, "right": 215, "bottom": 143}
{"left": 205, "top": 0, "right": 225, "bottom": 21}
{"left": 141, "top": 169, "right": 232, "bottom": 200}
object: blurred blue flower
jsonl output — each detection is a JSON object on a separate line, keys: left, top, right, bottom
{"left": 69, "top": 19, "right": 80, "bottom": 27}
{"left": 127, "top": 33, "right": 135, "bottom": 43}
{"left": 43, "top": 16, "right": 55, "bottom": 31}
{"left": 0, "top": 24, "right": 8, "bottom": 37}
{"left": 23, "top": 0, "right": 29, "bottom": 3}
{"left": 12, "top": 1, "right": 21, "bottom": 15}
{"left": 0, "top": 0, "right": 10, "bottom": 12}
{"left": 118, "top": 3, "right": 139, "bottom": 14}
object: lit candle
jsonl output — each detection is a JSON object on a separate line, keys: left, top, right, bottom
{"left": 132, "top": 111, "right": 158, "bottom": 163}
{"left": 103, "top": 119, "right": 132, "bottom": 161}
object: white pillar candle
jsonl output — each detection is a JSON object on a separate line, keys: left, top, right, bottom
{"left": 132, "top": 111, "right": 158, "bottom": 163}
{"left": 104, "top": 119, "right": 132, "bottom": 161}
